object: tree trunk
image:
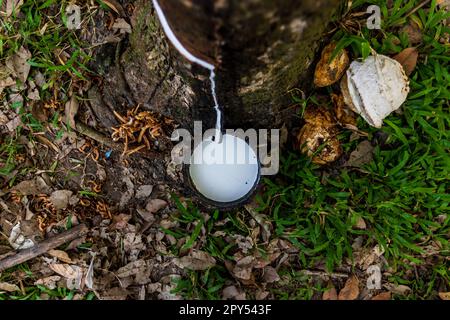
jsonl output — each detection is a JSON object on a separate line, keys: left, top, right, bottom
{"left": 99, "top": 0, "right": 342, "bottom": 132}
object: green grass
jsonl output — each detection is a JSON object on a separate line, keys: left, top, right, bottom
{"left": 168, "top": 0, "right": 449, "bottom": 300}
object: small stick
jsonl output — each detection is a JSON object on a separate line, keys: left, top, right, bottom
{"left": 0, "top": 224, "right": 88, "bottom": 272}
{"left": 301, "top": 270, "right": 349, "bottom": 278}
{"left": 75, "top": 122, "right": 123, "bottom": 152}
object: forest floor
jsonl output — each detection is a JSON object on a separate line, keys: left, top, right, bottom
{"left": 0, "top": 0, "right": 449, "bottom": 300}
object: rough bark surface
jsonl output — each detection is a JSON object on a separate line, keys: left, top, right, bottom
{"left": 99, "top": 0, "right": 342, "bottom": 132}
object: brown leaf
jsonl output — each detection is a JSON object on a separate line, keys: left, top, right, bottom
{"left": 393, "top": 47, "right": 418, "bottom": 76}
{"left": 297, "top": 122, "right": 342, "bottom": 165}
{"left": 34, "top": 276, "right": 61, "bottom": 290}
{"left": 145, "top": 199, "right": 167, "bottom": 214}
{"left": 49, "top": 263, "right": 81, "bottom": 279}
{"left": 262, "top": 266, "right": 280, "bottom": 283}
{"left": 0, "top": 74, "right": 15, "bottom": 94}
{"left": 101, "top": 0, "right": 125, "bottom": 16}
{"left": 323, "top": 284, "right": 338, "bottom": 300}
{"left": 49, "top": 190, "right": 75, "bottom": 210}
{"left": 353, "top": 217, "right": 367, "bottom": 230}
{"left": 48, "top": 264, "right": 84, "bottom": 290}
{"left": 332, "top": 93, "right": 357, "bottom": 126}
{"left": 65, "top": 96, "right": 79, "bottom": 129}
{"left": 111, "top": 213, "right": 132, "bottom": 230}
{"left": 222, "top": 285, "right": 246, "bottom": 300}
{"left": 101, "top": 287, "right": 129, "bottom": 300}
{"left": 385, "top": 283, "right": 412, "bottom": 296}
{"left": 12, "top": 177, "right": 52, "bottom": 195}
{"left": 176, "top": 250, "right": 216, "bottom": 271}
{"left": 297, "top": 106, "right": 342, "bottom": 165}
{"left": 112, "top": 18, "right": 132, "bottom": 34}
{"left": 438, "top": 292, "right": 450, "bottom": 300}
{"left": 232, "top": 256, "right": 255, "bottom": 281}
{"left": 314, "top": 42, "right": 350, "bottom": 87}
{"left": 135, "top": 185, "right": 154, "bottom": 199}
{"left": 372, "top": 291, "right": 392, "bottom": 300}
{"left": 344, "top": 140, "right": 374, "bottom": 168}
{"left": 255, "top": 290, "right": 269, "bottom": 300}
{"left": 48, "top": 249, "right": 73, "bottom": 264}
{"left": 117, "top": 260, "right": 147, "bottom": 278}
{"left": 0, "top": 282, "right": 20, "bottom": 292}
{"left": 6, "top": 46, "right": 31, "bottom": 83}
{"left": 338, "top": 275, "right": 360, "bottom": 300}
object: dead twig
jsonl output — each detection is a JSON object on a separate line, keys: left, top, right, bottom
{"left": 75, "top": 122, "right": 123, "bottom": 152}
{"left": 301, "top": 270, "right": 349, "bottom": 279}
{"left": 0, "top": 224, "right": 88, "bottom": 272}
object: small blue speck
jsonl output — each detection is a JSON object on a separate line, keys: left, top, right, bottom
{"left": 105, "top": 149, "right": 112, "bottom": 159}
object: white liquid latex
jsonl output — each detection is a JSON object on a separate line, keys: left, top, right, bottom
{"left": 189, "top": 135, "right": 259, "bottom": 203}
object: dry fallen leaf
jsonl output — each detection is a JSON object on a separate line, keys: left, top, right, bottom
{"left": 393, "top": 47, "right": 419, "bottom": 76}
{"left": 8, "top": 222, "right": 35, "bottom": 250}
{"left": 145, "top": 199, "right": 168, "bottom": 214}
{"left": 176, "top": 250, "right": 216, "bottom": 271}
{"left": 338, "top": 275, "right": 360, "bottom": 300}
{"left": 110, "top": 213, "right": 132, "bottom": 230}
{"left": 314, "top": 42, "right": 349, "bottom": 87}
{"left": 371, "top": 291, "right": 392, "bottom": 300}
{"left": 34, "top": 276, "right": 61, "bottom": 290}
{"left": 112, "top": 18, "right": 132, "bottom": 34}
{"left": 0, "top": 282, "right": 20, "bottom": 292}
{"left": 6, "top": 46, "right": 31, "bottom": 83}
{"left": 101, "top": 0, "right": 125, "bottom": 15}
{"left": 323, "top": 284, "right": 338, "bottom": 300}
{"left": 297, "top": 106, "right": 342, "bottom": 165}
{"left": 65, "top": 96, "right": 79, "bottom": 129}
{"left": 49, "top": 190, "right": 76, "bottom": 211}
{"left": 222, "top": 285, "right": 246, "bottom": 300}
{"left": 12, "top": 177, "right": 52, "bottom": 195}
{"left": 344, "top": 140, "right": 374, "bottom": 168}
{"left": 354, "top": 217, "right": 367, "bottom": 230}
{"left": 117, "top": 259, "right": 148, "bottom": 278}
{"left": 384, "top": 283, "right": 412, "bottom": 296}
{"left": 332, "top": 93, "right": 357, "bottom": 126}
{"left": 438, "top": 292, "right": 450, "bottom": 300}
{"left": 49, "top": 263, "right": 84, "bottom": 290}
{"left": 0, "top": 64, "right": 16, "bottom": 94}
{"left": 135, "top": 185, "right": 154, "bottom": 199}
{"left": 262, "top": 266, "right": 280, "bottom": 283}
{"left": 48, "top": 249, "right": 73, "bottom": 264}
{"left": 100, "top": 287, "right": 129, "bottom": 300}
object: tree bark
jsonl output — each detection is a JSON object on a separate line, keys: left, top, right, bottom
{"left": 100, "top": 0, "right": 342, "bottom": 132}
